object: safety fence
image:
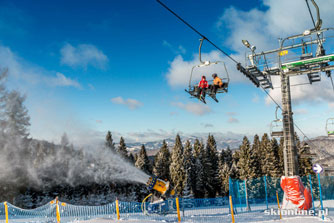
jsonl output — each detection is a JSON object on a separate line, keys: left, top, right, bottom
{"left": 0, "top": 174, "right": 332, "bottom": 223}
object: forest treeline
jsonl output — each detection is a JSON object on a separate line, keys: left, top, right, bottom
{"left": 111, "top": 131, "right": 314, "bottom": 198}
{"left": 0, "top": 69, "right": 313, "bottom": 208}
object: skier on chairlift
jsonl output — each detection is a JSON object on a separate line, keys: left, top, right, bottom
{"left": 198, "top": 75, "right": 208, "bottom": 103}
{"left": 210, "top": 73, "right": 223, "bottom": 99}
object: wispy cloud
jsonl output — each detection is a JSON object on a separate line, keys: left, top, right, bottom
{"left": 0, "top": 44, "right": 81, "bottom": 89}
{"left": 172, "top": 102, "right": 211, "bottom": 116}
{"left": 228, "top": 117, "right": 239, "bottom": 123}
{"left": 252, "top": 93, "right": 260, "bottom": 103}
{"left": 60, "top": 43, "right": 108, "bottom": 69}
{"left": 110, "top": 96, "right": 143, "bottom": 110}
{"left": 226, "top": 112, "right": 239, "bottom": 123}
{"left": 201, "top": 123, "right": 214, "bottom": 128}
{"left": 163, "top": 40, "right": 186, "bottom": 55}
{"left": 294, "top": 108, "right": 308, "bottom": 115}
{"left": 50, "top": 72, "right": 81, "bottom": 89}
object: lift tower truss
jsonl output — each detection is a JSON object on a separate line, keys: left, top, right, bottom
{"left": 239, "top": 27, "right": 334, "bottom": 176}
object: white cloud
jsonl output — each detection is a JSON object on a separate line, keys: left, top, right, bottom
{"left": 294, "top": 108, "right": 308, "bottom": 115}
{"left": 228, "top": 117, "right": 239, "bottom": 123}
{"left": 50, "top": 72, "right": 81, "bottom": 88}
{"left": 110, "top": 96, "right": 143, "bottom": 110}
{"left": 172, "top": 101, "right": 211, "bottom": 116}
{"left": 226, "top": 111, "right": 239, "bottom": 123}
{"left": 265, "top": 75, "right": 334, "bottom": 105}
{"left": 0, "top": 44, "right": 81, "bottom": 89}
{"left": 60, "top": 43, "right": 108, "bottom": 69}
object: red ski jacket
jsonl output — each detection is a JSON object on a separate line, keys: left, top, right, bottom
{"left": 198, "top": 78, "right": 208, "bottom": 88}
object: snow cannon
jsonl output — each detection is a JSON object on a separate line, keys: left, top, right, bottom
{"left": 146, "top": 176, "right": 175, "bottom": 197}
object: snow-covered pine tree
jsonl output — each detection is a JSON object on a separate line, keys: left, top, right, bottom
{"left": 153, "top": 140, "right": 170, "bottom": 180}
{"left": 105, "top": 131, "right": 115, "bottom": 152}
{"left": 117, "top": 137, "right": 128, "bottom": 158}
{"left": 169, "top": 134, "right": 185, "bottom": 195}
{"left": 260, "top": 133, "right": 270, "bottom": 175}
{"left": 252, "top": 134, "right": 262, "bottom": 177}
{"left": 237, "top": 136, "right": 257, "bottom": 180}
{"left": 218, "top": 150, "right": 231, "bottom": 196}
{"left": 128, "top": 153, "right": 135, "bottom": 164}
{"left": 183, "top": 140, "right": 195, "bottom": 198}
{"left": 61, "top": 133, "right": 70, "bottom": 147}
{"left": 262, "top": 136, "right": 281, "bottom": 177}
{"left": 204, "top": 135, "right": 220, "bottom": 197}
{"left": 298, "top": 142, "right": 313, "bottom": 176}
{"left": 135, "top": 145, "right": 152, "bottom": 174}
{"left": 224, "top": 146, "right": 233, "bottom": 168}
{"left": 4, "top": 90, "right": 30, "bottom": 138}
{"left": 193, "top": 140, "right": 205, "bottom": 198}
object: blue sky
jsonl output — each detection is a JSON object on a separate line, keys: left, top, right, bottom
{"left": 1, "top": 0, "right": 334, "bottom": 145}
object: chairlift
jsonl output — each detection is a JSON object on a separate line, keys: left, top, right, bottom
{"left": 326, "top": 118, "right": 334, "bottom": 137}
{"left": 185, "top": 38, "right": 230, "bottom": 104}
{"left": 270, "top": 106, "right": 284, "bottom": 138}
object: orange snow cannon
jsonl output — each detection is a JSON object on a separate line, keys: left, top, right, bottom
{"left": 146, "top": 176, "right": 175, "bottom": 197}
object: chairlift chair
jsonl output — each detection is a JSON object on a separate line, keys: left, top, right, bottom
{"left": 185, "top": 38, "right": 230, "bottom": 103}
{"left": 270, "top": 106, "right": 284, "bottom": 138}
{"left": 326, "top": 118, "right": 334, "bottom": 137}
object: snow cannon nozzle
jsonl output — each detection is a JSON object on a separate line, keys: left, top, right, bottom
{"left": 146, "top": 176, "right": 175, "bottom": 197}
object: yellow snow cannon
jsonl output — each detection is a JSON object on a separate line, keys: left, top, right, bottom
{"left": 146, "top": 176, "right": 175, "bottom": 197}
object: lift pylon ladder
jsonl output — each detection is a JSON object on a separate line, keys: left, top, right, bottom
{"left": 239, "top": 28, "right": 334, "bottom": 176}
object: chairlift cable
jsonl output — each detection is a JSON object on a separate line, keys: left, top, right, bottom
{"left": 157, "top": 0, "right": 321, "bottom": 148}
{"left": 260, "top": 86, "right": 319, "bottom": 149}
{"left": 156, "top": 0, "right": 239, "bottom": 64}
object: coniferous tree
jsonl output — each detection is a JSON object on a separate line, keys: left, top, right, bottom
{"left": 153, "top": 140, "right": 170, "bottom": 180}
{"left": 60, "top": 133, "right": 70, "bottom": 147}
{"left": 169, "top": 134, "right": 185, "bottom": 195}
{"left": 237, "top": 136, "right": 257, "bottom": 180}
{"left": 278, "top": 137, "right": 285, "bottom": 175}
{"left": 204, "top": 135, "right": 220, "bottom": 197}
{"left": 4, "top": 90, "right": 30, "bottom": 138}
{"left": 260, "top": 133, "right": 270, "bottom": 175}
{"left": 298, "top": 142, "right": 313, "bottom": 176}
{"left": 193, "top": 140, "right": 206, "bottom": 198}
{"left": 105, "top": 131, "right": 115, "bottom": 152}
{"left": 128, "top": 153, "right": 135, "bottom": 164}
{"left": 117, "top": 137, "right": 128, "bottom": 158}
{"left": 262, "top": 137, "right": 281, "bottom": 177}
{"left": 183, "top": 140, "right": 195, "bottom": 198}
{"left": 224, "top": 146, "right": 233, "bottom": 168}
{"left": 135, "top": 145, "right": 152, "bottom": 174}
{"left": 218, "top": 151, "right": 231, "bottom": 196}
{"left": 252, "top": 134, "right": 262, "bottom": 177}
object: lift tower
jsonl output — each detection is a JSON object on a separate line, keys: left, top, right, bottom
{"left": 238, "top": 0, "right": 334, "bottom": 178}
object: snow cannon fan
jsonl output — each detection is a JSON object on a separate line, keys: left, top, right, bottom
{"left": 146, "top": 176, "right": 175, "bottom": 197}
